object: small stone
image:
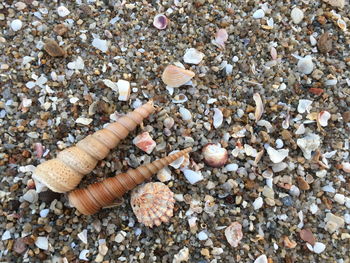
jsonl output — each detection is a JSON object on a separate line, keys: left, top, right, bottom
{"left": 157, "top": 167, "right": 172, "bottom": 182}
{"left": 39, "top": 190, "right": 61, "bottom": 203}
{"left": 8, "top": 199, "right": 20, "bottom": 211}
{"left": 57, "top": 6, "right": 70, "bottom": 17}
{"left": 291, "top": 8, "right": 304, "bottom": 24}
{"left": 312, "top": 69, "right": 324, "bottom": 80}
{"left": 334, "top": 193, "right": 345, "bottom": 205}
{"left": 325, "top": 213, "right": 345, "bottom": 233}
{"left": 179, "top": 107, "right": 192, "bottom": 121}
{"left": 35, "top": 236, "right": 49, "bottom": 250}
{"left": 225, "top": 222, "right": 243, "bottom": 247}
{"left": 322, "top": 0, "right": 345, "bottom": 8}
{"left": 183, "top": 169, "right": 203, "bottom": 184}
{"left": 67, "top": 56, "right": 85, "bottom": 70}
{"left": 197, "top": 231, "right": 208, "bottom": 241}
{"left": 317, "top": 33, "right": 333, "bottom": 54}
{"left": 13, "top": 238, "right": 27, "bottom": 254}
{"left": 22, "top": 189, "right": 38, "bottom": 203}
{"left": 92, "top": 38, "right": 108, "bottom": 53}
{"left": 253, "top": 197, "right": 263, "bottom": 210}
{"left": 253, "top": 9, "right": 265, "bottom": 19}
{"left": 115, "top": 233, "right": 125, "bottom": 243}
{"left": 44, "top": 39, "right": 66, "bottom": 57}
{"left": 11, "top": 19, "right": 23, "bottom": 31}
{"left": 297, "top": 56, "right": 314, "bottom": 75}
{"left": 254, "top": 255, "right": 268, "bottom": 263}
{"left": 76, "top": 117, "right": 93, "bottom": 125}
{"left": 296, "top": 176, "right": 310, "bottom": 190}
{"left": 343, "top": 111, "right": 350, "bottom": 122}
{"left": 300, "top": 229, "right": 316, "bottom": 245}
{"left": 313, "top": 242, "right": 326, "bottom": 254}
{"left": 54, "top": 24, "right": 68, "bottom": 36}
{"left": 297, "top": 99, "right": 313, "bottom": 114}
{"left": 173, "top": 247, "right": 189, "bottom": 263}
{"left": 2, "top": 230, "right": 11, "bottom": 240}
{"left": 281, "top": 195, "right": 293, "bottom": 206}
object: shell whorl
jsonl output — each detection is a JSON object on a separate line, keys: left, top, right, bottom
{"left": 68, "top": 147, "right": 192, "bottom": 215}
{"left": 32, "top": 101, "right": 155, "bottom": 193}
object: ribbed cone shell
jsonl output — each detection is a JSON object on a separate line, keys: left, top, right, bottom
{"left": 161, "top": 65, "right": 195, "bottom": 88}
{"left": 32, "top": 101, "right": 155, "bottom": 193}
{"left": 68, "top": 147, "right": 192, "bottom": 215}
{"left": 131, "top": 182, "right": 175, "bottom": 228}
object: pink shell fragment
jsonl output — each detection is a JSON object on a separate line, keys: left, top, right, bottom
{"left": 270, "top": 47, "right": 277, "bottom": 60}
{"left": 214, "top": 29, "right": 228, "bottom": 49}
{"left": 153, "top": 14, "right": 168, "bottom": 30}
{"left": 318, "top": 111, "right": 331, "bottom": 127}
{"left": 34, "top": 143, "right": 44, "bottom": 158}
{"left": 225, "top": 222, "right": 243, "bottom": 247}
{"left": 133, "top": 132, "right": 156, "bottom": 154}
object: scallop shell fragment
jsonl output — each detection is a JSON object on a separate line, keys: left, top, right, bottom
{"left": 131, "top": 182, "right": 175, "bottom": 227}
{"left": 183, "top": 48, "right": 204, "bottom": 65}
{"left": 162, "top": 65, "right": 195, "bottom": 88}
{"left": 153, "top": 14, "right": 168, "bottom": 30}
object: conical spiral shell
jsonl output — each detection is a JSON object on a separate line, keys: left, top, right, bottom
{"left": 131, "top": 182, "right": 175, "bottom": 227}
{"left": 161, "top": 65, "right": 195, "bottom": 88}
{"left": 68, "top": 147, "right": 192, "bottom": 215}
{"left": 32, "top": 101, "right": 155, "bottom": 193}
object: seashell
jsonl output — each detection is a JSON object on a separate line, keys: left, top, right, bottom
{"left": 291, "top": 7, "right": 304, "bottom": 24}
{"left": 297, "top": 133, "right": 321, "bottom": 160}
{"left": 340, "top": 162, "right": 350, "bottom": 173}
{"left": 253, "top": 9, "right": 265, "bottom": 19}
{"left": 254, "top": 255, "right": 268, "bottom": 263}
{"left": 133, "top": 132, "right": 156, "bottom": 154}
{"left": 161, "top": 65, "right": 195, "bottom": 88}
{"left": 117, "top": 79, "right": 131, "bottom": 101}
{"left": 213, "top": 28, "right": 228, "bottom": 49}
{"left": 253, "top": 93, "right": 264, "bottom": 122}
{"left": 337, "top": 19, "right": 347, "bottom": 31}
{"left": 322, "top": 0, "right": 345, "bottom": 8}
{"left": 213, "top": 108, "right": 223, "bottom": 128}
{"left": 68, "top": 148, "right": 191, "bottom": 215}
{"left": 11, "top": 19, "right": 23, "bottom": 31}
{"left": 297, "top": 99, "right": 313, "bottom": 114}
{"left": 317, "top": 111, "right": 331, "bottom": 127}
{"left": 266, "top": 146, "right": 289, "bottom": 163}
{"left": 183, "top": 169, "right": 203, "bottom": 184}
{"left": 202, "top": 143, "right": 228, "bottom": 168}
{"left": 297, "top": 56, "right": 314, "bottom": 75}
{"left": 225, "top": 222, "right": 243, "bottom": 247}
{"left": 173, "top": 247, "right": 190, "bottom": 263}
{"left": 183, "top": 48, "right": 204, "bottom": 65}
{"left": 44, "top": 39, "right": 66, "bottom": 57}
{"left": 153, "top": 14, "right": 168, "bottom": 30}
{"left": 130, "top": 182, "right": 175, "bottom": 227}
{"left": 179, "top": 107, "right": 192, "bottom": 121}
{"left": 32, "top": 101, "right": 155, "bottom": 193}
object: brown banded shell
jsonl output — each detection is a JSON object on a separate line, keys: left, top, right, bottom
{"left": 161, "top": 65, "right": 195, "bottom": 88}
{"left": 131, "top": 182, "right": 175, "bottom": 227}
{"left": 32, "top": 101, "right": 155, "bottom": 193}
{"left": 68, "top": 148, "right": 191, "bottom": 215}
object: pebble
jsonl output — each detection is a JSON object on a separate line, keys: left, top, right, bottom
{"left": 22, "top": 189, "right": 38, "bottom": 203}
{"left": 39, "top": 209, "right": 50, "bottom": 218}
{"left": 225, "top": 222, "right": 243, "bottom": 247}
{"left": 225, "top": 163, "right": 238, "bottom": 172}
{"left": 157, "top": 167, "right": 172, "bottom": 182}
{"left": 254, "top": 255, "right": 268, "bottom": 263}
{"left": 300, "top": 229, "right": 316, "bottom": 245}
{"left": 307, "top": 242, "right": 326, "bottom": 254}
{"left": 2, "top": 230, "right": 11, "bottom": 241}
{"left": 291, "top": 8, "right": 304, "bottom": 24}
{"left": 11, "top": 19, "right": 23, "bottom": 31}
{"left": 173, "top": 247, "right": 189, "bottom": 263}
{"left": 117, "top": 79, "right": 131, "bottom": 101}
{"left": 317, "top": 32, "right": 333, "bottom": 54}
{"left": 334, "top": 193, "right": 346, "bottom": 205}
{"left": 67, "top": 56, "right": 85, "bottom": 70}
{"left": 57, "top": 6, "right": 70, "bottom": 17}
{"left": 253, "top": 9, "right": 265, "bottom": 19}
{"left": 281, "top": 195, "right": 293, "bottom": 206}
{"left": 13, "top": 238, "right": 27, "bottom": 254}
{"left": 115, "top": 233, "right": 125, "bottom": 243}
{"left": 44, "top": 39, "right": 66, "bottom": 57}
{"left": 325, "top": 213, "right": 345, "bottom": 233}
{"left": 92, "top": 38, "right": 108, "bottom": 53}
{"left": 297, "top": 56, "right": 314, "bottom": 74}
{"left": 197, "top": 231, "right": 208, "bottom": 241}
{"left": 75, "top": 117, "right": 93, "bottom": 125}
{"left": 253, "top": 197, "right": 263, "bottom": 210}
{"left": 297, "top": 176, "right": 310, "bottom": 191}
{"left": 79, "top": 249, "right": 90, "bottom": 261}
{"left": 35, "top": 236, "right": 49, "bottom": 250}
{"left": 179, "top": 107, "right": 192, "bottom": 121}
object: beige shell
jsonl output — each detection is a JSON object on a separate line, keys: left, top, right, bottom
{"left": 32, "top": 101, "right": 155, "bottom": 193}
{"left": 131, "top": 182, "right": 175, "bottom": 227}
{"left": 161, "top": 65, "right": 195, "bottom": 88}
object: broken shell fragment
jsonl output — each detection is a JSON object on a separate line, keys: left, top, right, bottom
{"left": 297, "top": 133, "right": 321, "bottom": 160}
{"left": 117, "top": 79, "right": 131, "bottom": 101}
{"left": 161, "top": 65, "right": 195, "bottom": 88}
{"left": 183, "top": 48, "right": 205, "bottom": 65}
{"left": 131, "top": 182, "right": 175, "bottom": 227}
{"left": 202, "top": 143, "right": 228, "bottom": 168}
{"left": 266, "top": 146, "right": 289, "bottom": 163}
{"left": 213, "top": 108, "right": 223, "bottom": 128}
{"left": 317, "top": 111, "right": 331, "bottom": 127}
{"left": 214, "top": 28, "right": 228, "bottom": 49}
{"left": 153, "top": 14, "right": 168, "bottom": 30}
{"left": 133, "top": 132, "right": 156, "bottom": 154}
{"left": 253, "top": 93, "right": 264, "bottom": 122}
{"left": 44, "top": 39, "right": 66, "bottom": 57}
{"left": 297, "top": 56, "right": 314, "bottom": 75}
{"left": 340, "top": 162, "right": 350, "bottom": 173}
{"left": 225, "top": 222, "right": 243, "bottom": 247}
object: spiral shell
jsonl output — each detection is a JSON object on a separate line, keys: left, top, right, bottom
{"left": 131, "top": 182, "right": 175, "bottom": 227}
{"left": 68, "top": 148, "right": 191, "bottom": 215}
{"left": 32, "top": 101, "right": 155, "bottom": 193}
{"left": 161, "top": 65, "right": 195, "bottom": 88}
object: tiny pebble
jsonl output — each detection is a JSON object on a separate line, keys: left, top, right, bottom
{"left": 11, "top": 19, "right": 23, "bottom": 31}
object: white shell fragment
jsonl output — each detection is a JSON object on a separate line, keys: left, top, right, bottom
{"left": 254, "top": 255, "right": 268, "bottom": 263}
{"left": 297, "top": 56, "right": 314, "bottom": 75}
{"left": 67, "top": 57, "right": 85, "bottom": 70}
{"left": 341, "top": 162, "right": 350, "bottom": 173}
{"left": 11, "top": 19, "right": 23, "bottom": 31}
{"left": 103, "top": 79, "right": 118, "bottom": 92}
{"left": 253, "top": 197, "right": 264, "bottom": 210}
{"left": 75, "top": 117, "right": 93, "bottom": 125}
{"left": 183, "top": 48, "right": 204, "bottom": 64}
{"left": 253, "top": 93, "right": 264, "bottom": 122}
{"left": 297, "top": 133, "right": 321, "bottom": 160}
{"left": 78, "top": 230, "right": 88, "bottom": 244}
{"left": 183, "top": 169, "right": 203, "bottom": 184}
{"left": 253, "top": 9, "right": 265, "bottom": 19}
{"left": 307, "top": 242, "right": 326, "bottom": 254}
{"left": 117, "top": 79, "right": 131, "bottom": 101}
{"left": 133, "top": 132, "right": 156, "bottom": 154}
{"left": 225, "top": 222, "right": 243, "bottom": 247}
{"left": 298, "top": 99, "right": 313, "bottom": 114}
{"left": 291, "top": 7, "right": 304, "bottom": 24}
{"left": 79, "top": 249, "right": 90, "bottom": 261}
{"left": 173, "top": 247, "right": 189, "bottom": 263}
{"left": 179, "top": 107, "right": 192, "bottom": 121}
{"left": 213, "top": 108, "right": 223, "bottom": 128}
{"left": 266, "top": 146, "right": 289, "bottom": 163}
{"left": 92, "top": 38, "right": 108, "bottom": 53}
{"left": 35, "top": 236, "right": 49, "bottom": 250}
{"left": 318, "top": 111, "right": 331, "bottom": 127}
{"left": 23, "top": 189, "right": 38, "bottom": 203}
{"left": 57, "top": 6, "right": 70, "bottom": 17}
